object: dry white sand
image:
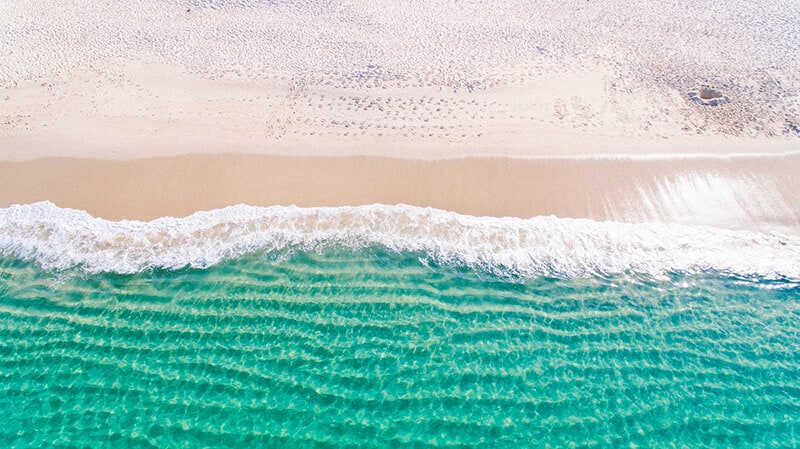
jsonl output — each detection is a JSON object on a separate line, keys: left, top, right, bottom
{"left": 2, "top": 0, "right": 799, "bottom": 160}
{"left": 1, "top": 0, "right": 799, "bottom": 231}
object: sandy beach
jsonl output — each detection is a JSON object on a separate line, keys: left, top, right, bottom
{"left": 2, "top": 0, "right": 799, "bottom": 231}
{"left": 2, "top": 153, "right": 799, "bottom": 236}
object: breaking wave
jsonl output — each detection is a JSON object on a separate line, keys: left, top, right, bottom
{"left": 1, "top": 201, "right": 798, "bottom": 281}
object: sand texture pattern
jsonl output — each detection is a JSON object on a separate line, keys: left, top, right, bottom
{"left": 1, "top": 0, "right": 799, "bottom": 160}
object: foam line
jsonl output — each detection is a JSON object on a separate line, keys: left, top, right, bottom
{"left": 1, "top": 202, "right": 798, "bottom": 280}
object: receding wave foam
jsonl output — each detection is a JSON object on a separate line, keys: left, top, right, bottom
{"left": 1, "top": 201, "right": 798, "bottom": 280}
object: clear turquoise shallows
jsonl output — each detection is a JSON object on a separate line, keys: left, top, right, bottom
{"left": 1, "top": 248, "right": 798, "bottom": 448}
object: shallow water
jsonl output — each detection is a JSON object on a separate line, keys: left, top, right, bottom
{"left": 2, "top": 244, "right": 799, "bottom": 448}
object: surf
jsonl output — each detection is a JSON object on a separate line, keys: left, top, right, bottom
{"left": 1, "top": 201, "right": 798, "bottom": 282}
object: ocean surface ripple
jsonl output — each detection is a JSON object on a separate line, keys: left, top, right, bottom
{"left": 1, "top": 245, "right": 798, "bottom": 448}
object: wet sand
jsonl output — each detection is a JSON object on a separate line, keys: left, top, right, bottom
{"left": 2, "top": 153, "right": 798, "bottom": 234}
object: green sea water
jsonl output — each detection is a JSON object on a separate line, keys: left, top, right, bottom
{"left": 1, "top": 247, "right": 798, "bottom": 448}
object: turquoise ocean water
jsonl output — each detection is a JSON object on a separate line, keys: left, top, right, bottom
{"left": 1, "top": 202, "right": 799, "bottom": 448}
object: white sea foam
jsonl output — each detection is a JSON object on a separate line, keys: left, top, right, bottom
{"left": 1, "top": 202, "right": 798, "bottom": 280}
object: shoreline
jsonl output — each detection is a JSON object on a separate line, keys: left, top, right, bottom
{"left": 2, "top": 153, "right": 798, "bottom": 235}
{"left": 4, "top": 132, "right": 799, "bottom": 163}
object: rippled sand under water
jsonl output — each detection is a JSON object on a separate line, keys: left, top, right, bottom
{"left": 1, "top": 245, "right": 798, "bottom": 448}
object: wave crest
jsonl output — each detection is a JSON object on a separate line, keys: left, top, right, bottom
{"left": 1, "top": 201, "right": 798, "bottom": 280}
